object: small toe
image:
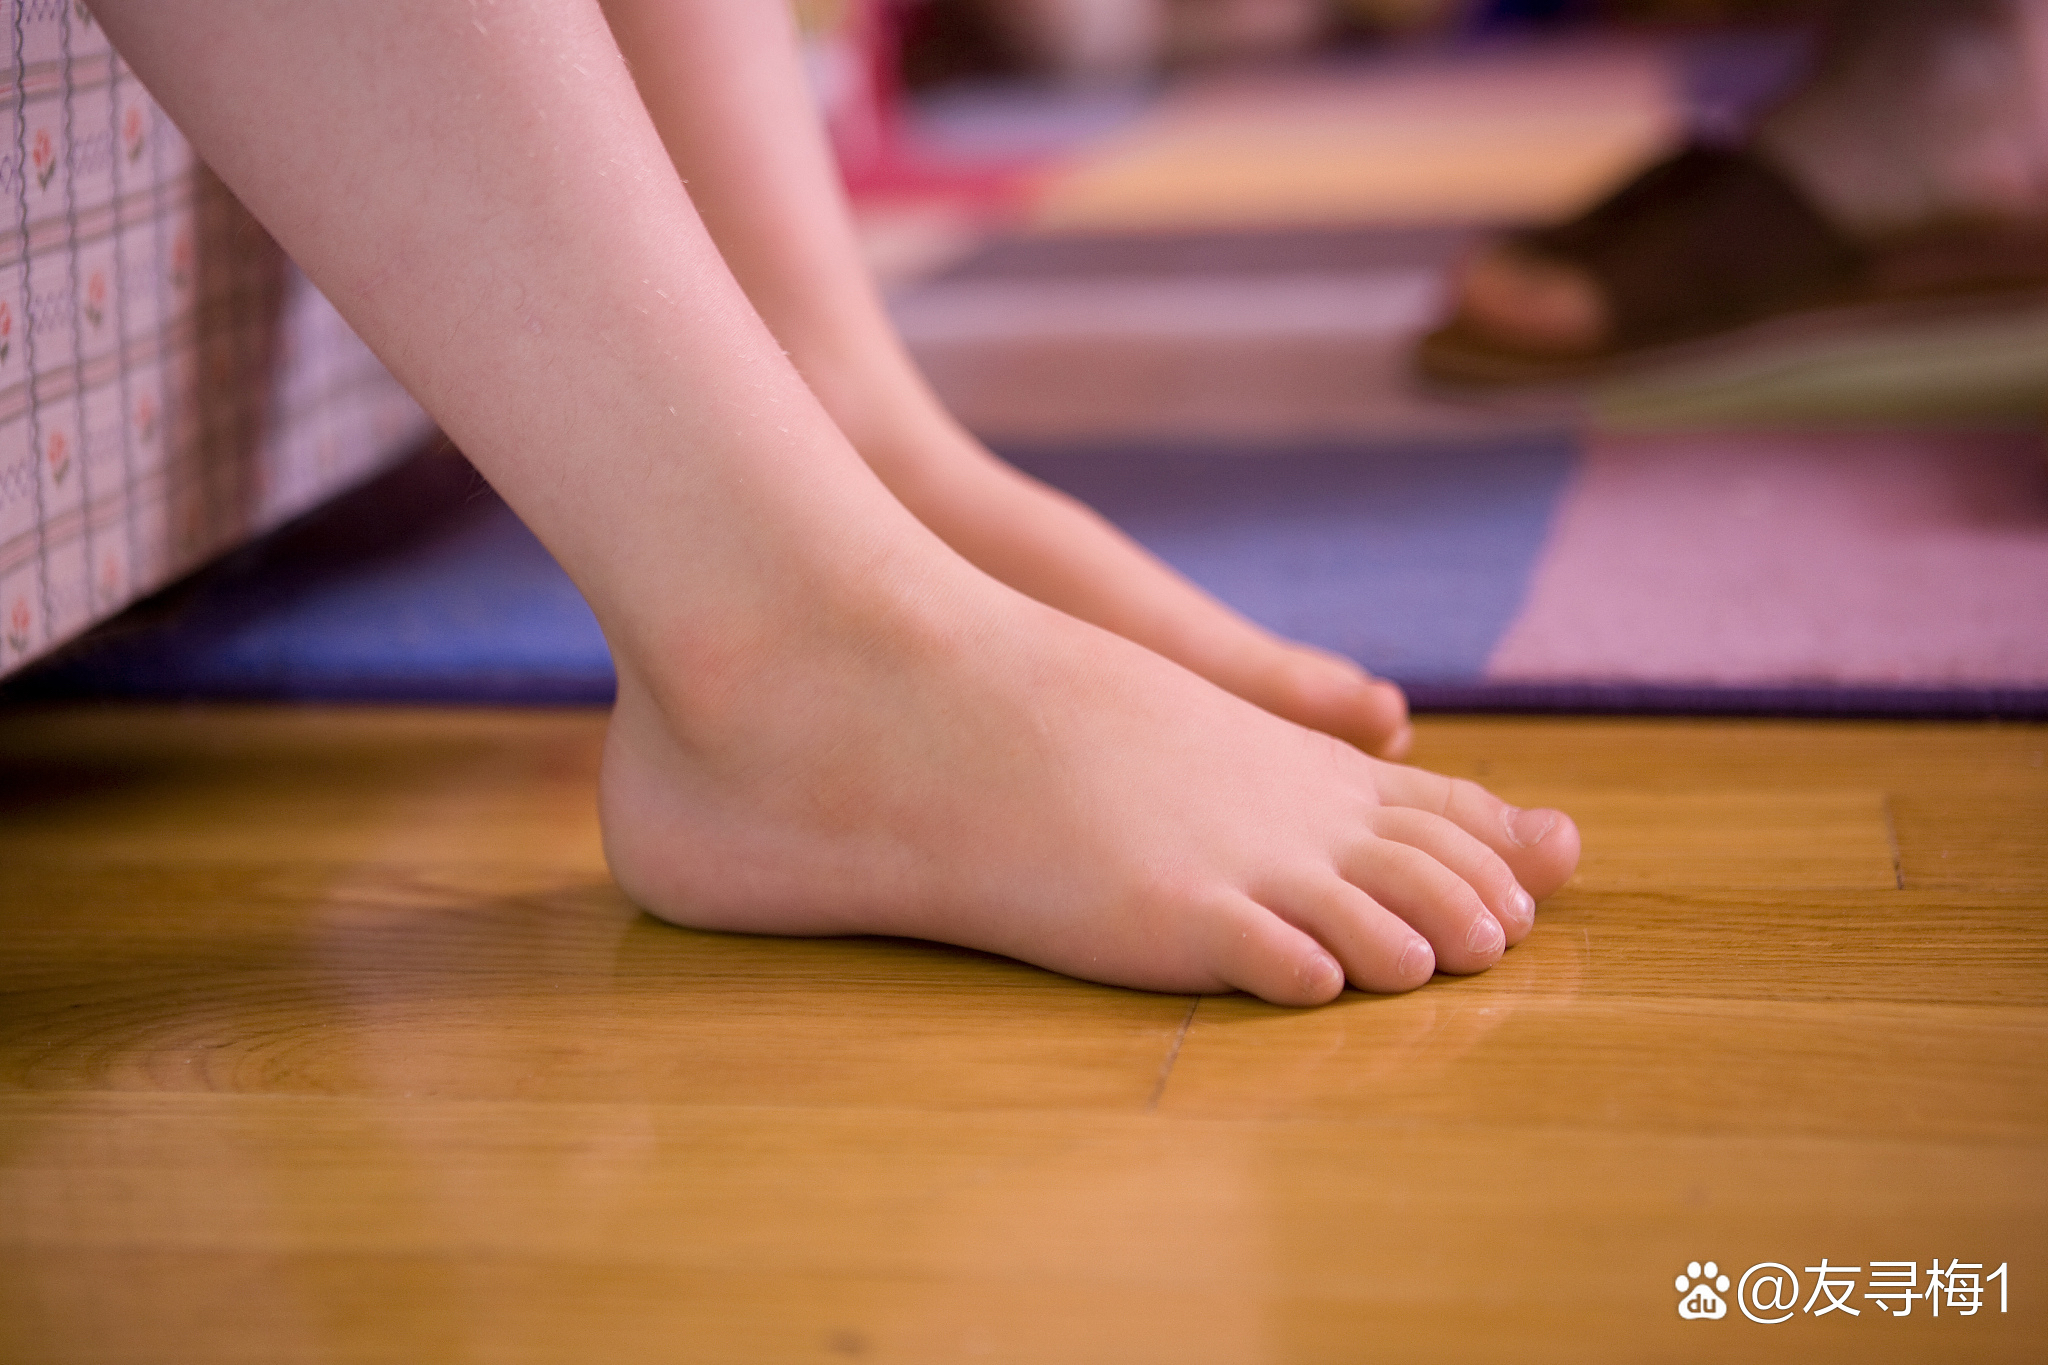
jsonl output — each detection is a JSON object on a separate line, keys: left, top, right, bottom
{"left": 1366, "top": 805, "right": 1534, "bottom": 945}
{"left": 1337, "top": 837, "right": 1506, "bottom": 976}
{"left": 1209, "top": 896, "right": 1349, "bottom": 1007}
{"left": 1367, "top": 762, "right": 1580, "bottom": 900}
{"left": 1263, "top": 877, "right": 1435, "bottom": 995}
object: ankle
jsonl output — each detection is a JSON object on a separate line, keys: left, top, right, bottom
{"left": 610, "top": 525, "right": 995, "bottom": 752}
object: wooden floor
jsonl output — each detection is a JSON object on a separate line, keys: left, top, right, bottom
{"left": 0, "top": 706, "right": 2041, "bottom": 1363}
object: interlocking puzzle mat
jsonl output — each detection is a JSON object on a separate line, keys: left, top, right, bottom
{"left": 13, "top": 429, "right": 2044, "bottom": 716}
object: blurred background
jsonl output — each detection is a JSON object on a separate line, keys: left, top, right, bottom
{"left": 10, "top": 0, "right": 2043, "bottom": 716}
{"left": 801, "top": 0, "right": 2046, "bottom": 436}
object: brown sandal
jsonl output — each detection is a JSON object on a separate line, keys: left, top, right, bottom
{"left": 1417, "top": 144, "right": 2048, "bottom": 387}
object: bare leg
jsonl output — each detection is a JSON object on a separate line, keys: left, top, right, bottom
{"left": 92, "top": 0, "right": 1575, "bottom": 1005}
{"left": 597, "top": 0, "right": 1414, "bottom": 758}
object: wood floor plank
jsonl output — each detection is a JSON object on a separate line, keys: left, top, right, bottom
{"left": 5, "top": 1250, "right": 2035, "bottom": 1365}
{"left": 6, "top": 865, "right": 2038, "bottom": 1112}
{"left": 1158, "top": 992, "right": 2046, "bottom": 1139}
{"left": 0, "top": 707, "right": 611, "bottom": 870}
{"left": 1536, "top": 789, "right": 1899, "bottom": 890}
{"left": 1406, "top": 716, "right": 2048, "bottom": 795}
{"left": 2, "top": 1094, "right": 2039, "bottom": 1364}
{"left": 0, "top": 863, "right": 1185, "bottom": 1111}
{"left": 1520, "top": 887, "right": 2048, "bottom": 1006}
{"left": 1891, "top": 783, "right": 2048, "bottom": 891}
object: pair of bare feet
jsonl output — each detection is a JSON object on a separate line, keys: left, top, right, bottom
{"left": 96, "top": 0, "right": 1577, "bottom": 1009}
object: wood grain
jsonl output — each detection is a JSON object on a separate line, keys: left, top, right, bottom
{"left": 1, "top": 706, "right": 2042, "bottom": 1363}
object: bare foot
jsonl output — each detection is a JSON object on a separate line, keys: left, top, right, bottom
{"left": 864, "top": 418, "right": 1416, "bottom": 761}
{"left": 100, "top": 0, "right": 1572, "bottom": 1012}
{"left": 599, "top": 560, "right": 1577, "bottom": 1007}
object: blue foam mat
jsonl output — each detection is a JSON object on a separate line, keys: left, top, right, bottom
{"left": 1010, "top": 436, "right": 1576, "bottom": 681}
{"left": 8, "top": 436, "right": 1574, "bottom": 704}
{"left": 8, "top": 444, "right": 614, "bottom": 703}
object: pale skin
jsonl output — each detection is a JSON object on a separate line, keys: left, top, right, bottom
{"left": 596, "top": 0, "right": 1417, "bottom": 759}
{"left": 93, "top": 0, "right": 1578, "bottom": 1006}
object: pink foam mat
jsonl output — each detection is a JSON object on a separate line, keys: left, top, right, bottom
{"left": 1488, "top": 430, "right": 2048, "bottom": 689}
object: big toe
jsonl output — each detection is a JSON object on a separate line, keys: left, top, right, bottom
{"left": 1495, "top": 801, "right": 1580, "bottom": 899}
{"left": 1372, "top": 763, "right": 1580, "bottom": 899}
{"left": 1267, "top": 646, "right": 1411, "bottom": 759}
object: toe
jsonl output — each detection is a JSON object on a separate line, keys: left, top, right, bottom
{"left": 1368, "top": 762, "right": 1580, "bottom": 899}
{"left": 1367, "top": 806, "right": 1534, "bottom": 945}
{"left": 1337, "top": 837, "right": 1506, "bottom": 976}
{"left": 1209, "top": 896, "right": 1349, "bottom": 1007}
{"left": 1262, "top": 877, "right": 1435, "bottom": 995}
{"left": 1268, "top": 645, "right": 1411, "bottom": 758}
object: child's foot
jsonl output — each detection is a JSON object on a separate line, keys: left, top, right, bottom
{"left": 92, "top": 0, "right": 1553, "bottom": 1008}
{"left": 863, "top": 421, "right": 1415, "bottom": 760}
{"left": 598, "top": 563, "right": 1575, "bottom": 1006}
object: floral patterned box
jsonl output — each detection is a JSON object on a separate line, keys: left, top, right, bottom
{"left": 0, "top": 0, "right": 431, "bottom": 678}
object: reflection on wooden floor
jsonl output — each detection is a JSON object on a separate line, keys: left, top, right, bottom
{"left": 1, "top": 707, "right": 2042, "bottom": 1362}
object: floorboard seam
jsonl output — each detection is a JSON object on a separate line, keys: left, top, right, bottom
{"left": 1146, "top": 998, "right": 1200, "bottom": 1112}
{"left": 1881, "top": 794, "right": 1905, "bottom": 889}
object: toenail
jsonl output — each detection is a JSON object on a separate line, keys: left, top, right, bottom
{"left": 1465, "top": 914, "right": 1505, "bottom": 956}
{"left": 1396, "top": 935, "right": 1433, "bottom": 982}
{"left": 1303, "top": 951, "right": 1344, "bottom": 997}
{"left": 1504, "top": 805, "right": 1559, "bottom": 849}
{"left": 1504, "top": 885, "right": 1534, "bottom": 929}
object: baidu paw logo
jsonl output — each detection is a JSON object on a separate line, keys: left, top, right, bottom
{"left": 1677, "top": 1261, "right": 1731, "bottom": 1319}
